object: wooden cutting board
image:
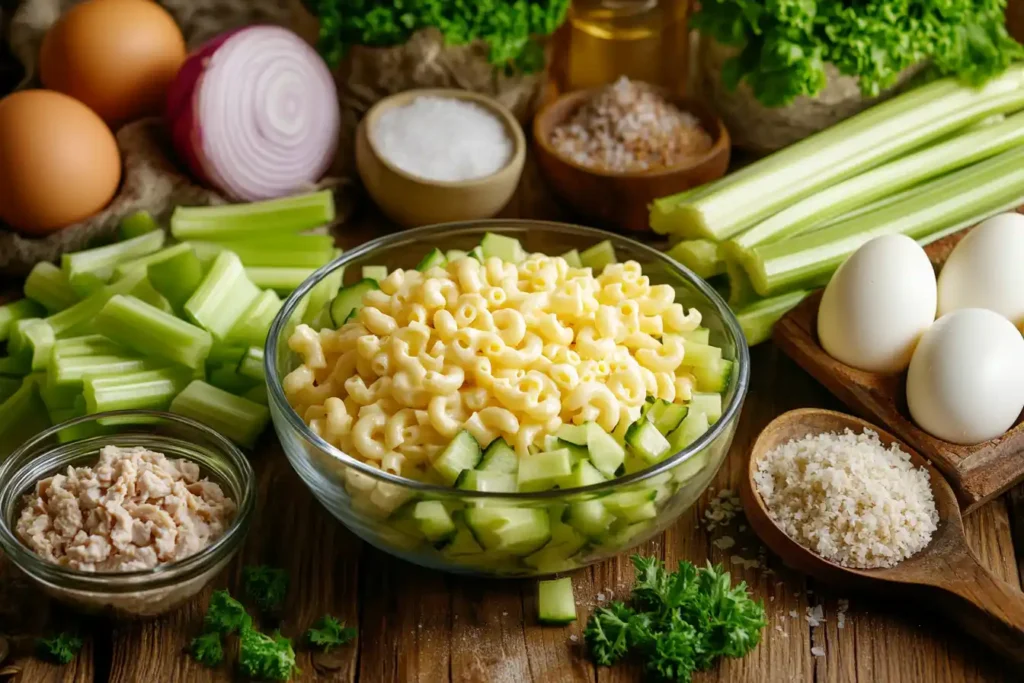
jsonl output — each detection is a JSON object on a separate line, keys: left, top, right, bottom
{"left": 773, "top": 211, "right": 1024, "bottom": 513}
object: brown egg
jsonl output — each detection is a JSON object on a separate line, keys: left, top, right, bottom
{"left": 0, "top": 90, "right": 122, "bottom": 235}
{"left": 40, "top": 0, "right": 186, "bottom": 128}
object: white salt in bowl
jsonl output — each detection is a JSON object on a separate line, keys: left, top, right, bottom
{"left": 356, "top": 89, "right": 526, "bottom": 227}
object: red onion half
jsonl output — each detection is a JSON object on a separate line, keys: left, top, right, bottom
{"left": 166, "top": 26, "right": 340, "bottom": 201}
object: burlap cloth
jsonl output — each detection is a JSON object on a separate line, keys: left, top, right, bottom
{"left": 0, "top": 0, "right": 549, "bottom": 275}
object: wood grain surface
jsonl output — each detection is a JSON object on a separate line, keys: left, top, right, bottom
{"left": 1, "top": 161, "right": 1023, "bottom": 683}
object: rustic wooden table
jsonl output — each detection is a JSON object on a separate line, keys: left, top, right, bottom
{"left": 2, "top": 162, "right": 1023, "bottom": 683}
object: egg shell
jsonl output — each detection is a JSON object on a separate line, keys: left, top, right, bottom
{"left": 817, "top": 233, "right": 937, "bottom": 373}
{"left": 0, "top": 90, "right": 121, "bottom": 235}
{"left": 937, "top": 212, "right": 1024, "bottom": 328}
{"left": 40, "top": 0, "right": 186, "bottom": 128}
{"left": 906, "top": 308, "right": 1024, "bottom": 445}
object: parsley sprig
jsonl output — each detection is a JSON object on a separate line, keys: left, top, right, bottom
{"left": 584, "top": 555, "right": 765, "bottom": 682}
{"left": 306, "top": 615, "right": 358, "bottom": 653}
{"left": 36, "top": 633, "right": 83, "bottom": 665}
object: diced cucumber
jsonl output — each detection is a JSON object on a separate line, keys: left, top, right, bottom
{"left": 673, "top": 450, "right": 711, "bottom": 484}
{"left": 682, "top": 327, "right": 711, "bottom": 344}
{"left": 480, "top": 233, "right": 527, "bottom": 263}
{"left": 329, "top": 278, "right": 379, "bottom": 327}
{"left": 478, "top": 438, "right": 518, "bottom": 474}
{"left": 432, "top": 430, "right": 482, "bottom": 485}
{"left": 625, "top": 419, "right": 670, "bottom": 463}
{"left": 445, "top": 249, "right": 468, "bottom": 262}
{"left": 524, "top": 539, "right": 587, "bottom": 574}
{"left": 468, "top": 246, "right": 485, "bottom": 261}
{"left": 693, "top": 359, "right": 733, "bottom": 393}
{"left": 518, "top": 449, "right": 573, "bottom": 492}
{"left": 416, "top": 248, "right": 447, "bottom": 271}
{"left": 361, "top": 265, "right": 388, "bottom": 282}
{"left": 560, "top": 249, "right": 583, "bottom": 268}
{"left": 555, "top": 423, "right": 587, "bottom": 446}
{"left": 412, "top": 500, "right": 457, "bottom": 544}
{"left": 557, "top": 459, "right": 607, "bottom": 489}
{"left": 653, "top": 403, "right": 688, "bottom": 435}
{"left": 682, "top": 339, "right": 723, "bottom": 369}
{"left": 667, "top": 411, "right": 710, "bottom": 453}
{"left": 579, "top": 240, "right": 616, "bottom": 270}
{"left": 464, "top": 508, "right": 551, "bottom": 554}
{"left": 557, "top": 438, "right": 589, "bottom": 463}
{"left": 441, "top": 524, "right": 484, "bottom": 556}
{"left": 455, "top": 470, "right": 517, "bottom": 492}
{"left": 689, "top": 392, "right": 723, "bottom": 423}
{"left": 543, "top": 434, "right": 560, "bottom": 452}
{"left": 586, "top": 422, "right": 625, "bottom": 477}
{"left": 604, "top": 489, "right": 658, "bottom": 523}
{"left": 538, "top": 578, "right": 576, "bottom": 624}
{"left": 566, "top": 499, "right": 614, "bottom": 538}
{"left": 598, "top": 520, "right": 655, "bottom": 549}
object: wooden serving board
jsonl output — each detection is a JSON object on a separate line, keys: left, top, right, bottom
{"left": 773, "top": 213, "right": 1024, "bottom": 514}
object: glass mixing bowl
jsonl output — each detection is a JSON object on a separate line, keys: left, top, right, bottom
{"left": 266, "top": 221, "right": 749, "bottom": 576}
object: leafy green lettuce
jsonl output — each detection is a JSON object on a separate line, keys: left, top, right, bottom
{"left": 306, "top": 0, "right": 571, "bottom": 72}
{"left": 692, "top": 0, "right": 1024, "bottom": 108}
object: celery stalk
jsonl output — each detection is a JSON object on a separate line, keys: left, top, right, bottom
{"left": 119, "top": 211, "right": 160, "bottom": 240}
{"left": 51, "top": 354, "right": 156, "bottom": 387}
{"left": 170, "top": 191, "right": 335, "bottom": 240}
{"left": 184, "top": 251, "right": 260, "bottom": 340}
{"left": 8, "top": 318, "right": 40, "bottom": 356}
{"left": 207, "top": 344, "right": 248, "bottom": 367}
{"left": 63, "top": 230, "right": 166, "bottom": 296}
{"left": 22, "top": 320, "right": 55, "bottom": 371}
{"left": 653, "top": 67, "right": 1024, "bottom": 239}
{"left": 0, "top": 299, "right": 45, "bottom": 341}
{"left": 112, "top": 242, "right": 196, "bottom": 279}
{"left": 170, "top": 380, "right": 270, "bottom": 447}
{"left": 665, "top": 239, "right": 725, "bottom": 279}
{"left": 244, "top": 384, "right": 268, "bottom": 405}
{"left": 51, "top": 335, "right": 124, "bottom": 360}
{"left": 46, "top": 268, "right": 150, "bottom": 338}
{"left": 39, "top": 379, "right": 81, "bottom": 412}
{"left": 96, "top": 295, "right": 213, "bottom": 369}
{"left": 192, "top": 235, "right": 336, "bottom": 268}
{"left": 237, "top": 347, "right": 265, "bottom": 381}
{"left": 0, "top": 376, "right": 50, "bottom": 457}
{"left": 207, "top": 365, "right": 259, "bottom": 394}
{"left": 0, "top": 355, "right": 30, "bottom": 377}
{"left": 0, "top": 377, "right": 19, "bottom": 403}
{"left": 84, "top": 366, "right": 193, "bottom": 413}
{"left": 226, "top": 290, "right": 282, "bottom": 347}
{"left": 24, "top": 262, "right": 79, "bottom": 313}
{"left": 748, "top": 146, "right": 1024, "bottom": 296}
{"left": 736, "top": 290, "right": 813, "bottom": 346}
{"left": 303, "top": 270, "right": 342, "bottom": 325}
{"left": 245, "top": 267, "right": 315, "bottom": 293}
{"left": 148, "top": 247, "right": 204, "bottom": 314}
{"left": 729, "top": 111, "right": 1024, "bottom": 253}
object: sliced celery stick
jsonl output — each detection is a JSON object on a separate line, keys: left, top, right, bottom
{"left": 666, "top": 239, "right": 725, "bottom": 280}
{"left": 749, "top": 146, "right": 1024, "bottom": 296}
{"left": 652, "top": 68, "right": 1024, "bottom": 239}
{"left": 207, "top": 344, "right": 248, "bottom": 367}
{"left": 580, "top": 241, "right": 617, "bottom": 270}
{"left": 245, "top": 267, "right": 316, "bottom": 293}
{"left": 237, "top": 347, "right": 265, "bottom": 381}
{"left": 184, "top": 251, "right": 260, "bottom": 340}
{"left": 148, "top": 246, "right": 204, "bottom": 314}
{"left": 0, "top": 299, "right": 45, "bottom": 342}
{"left": 244, "top": 384, "right": 268, "bottom": 405}
{"left": 21, "top": 320, "right": 55, "bottom": 371}
{"left": 119, "top": 210, "right": 159, "bottom": 240}
{"left": 84, "top": 366, "right": 194, "bottom": 413}
{"left": 24, "top": 262, "right": 79, "bottom": 313}
{"left": 0, "top": 355, "right": 30, "bottom": 377}
{"left": 170, "top": 380, "right": 270, "bottom": 447}
{"left": 8, "top": 318, "right": 41, "bottom": 356}
{"left": 63, "top": 230, "right": 166, "bottom": 296}
{"left": 0, "top": 376, "right": 50, "bottom": 457}
{"left": 51, "top": 354, "right": 154, "bottom": 387}
{"left": 51, "top": 335, "right": 123, "bottom": 360}
{"left": 736, "top": 290, "right": 812, "bottom": 346}
{"left": 192, "top": 235, "right": 336, "bottom": 268}
{"left": 0, "top": 377, "right": 19, "bottom": 403}
{"left": 303, "top": 269, "right": 342, "bottom": 325}
{"left": 112, "top": 242, "right": 195, "bottom": 279}
{"left": 46, "top": 268, "right": 149, "bottom": 338}
{"left": 207, "top": 364, "right": 258, "bottom": 395}
{"left": 128, "top": 277, "right": 174, "bottom": 314}
{"left": 170, "top": 191, "right": 335, "bottom": 240}
{"left": 96, "top": 295, "right": 213, "bottom": 369}
{"left": 39, "top": 379, "right": 80, "bottom": 412}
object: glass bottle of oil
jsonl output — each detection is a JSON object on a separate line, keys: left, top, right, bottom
{"left": 552, "top": 0, "right": 691, "bottom": 95}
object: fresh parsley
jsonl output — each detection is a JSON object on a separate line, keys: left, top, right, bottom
{"left": 584, "top": 555, "right": 765, "bottom": 682}
{"left": 203, "top": 589, "right": 252, "bottom": 636}
{"left": 306, "top": 0, "right": 571, "bottom": 71}
{"left": 243, "top": 565, "right": 290, "bottom": 614}
{"left": 189, "top": 632, "right": 224, "bottom": 668}
{"left": 306, "top": 614, "right": 357, "bottom": 653}
{"left": 238, "top": 628, "right": 300, "bottom": 681}
{"left": 36, "top": 632, "right": 83, "bottom": 665}
{"left": 692, "top": 0, "right": 1024, "bottom": 107}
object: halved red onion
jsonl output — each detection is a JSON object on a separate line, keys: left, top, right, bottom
{"left": 166, "top": 26, "right": 340, "bottom": 201}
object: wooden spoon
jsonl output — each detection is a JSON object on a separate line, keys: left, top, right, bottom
{"left": 741, "top": 408, "right": 1024, "bottom": 664}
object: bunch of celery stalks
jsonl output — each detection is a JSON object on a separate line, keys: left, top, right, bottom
{"left": 0, "top": 191, "right": 337, "bottom": 454}
{"left": 653, "top": 65, "right": 1024, "bottom": 345}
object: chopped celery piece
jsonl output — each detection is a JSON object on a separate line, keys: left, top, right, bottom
{"left": 0, "top": 377, "right": 19, "bottom": 403}
{"left": 480, "top": 233, "right": 527, "bottom": 263}
{"left": 362, "top": 265, "right": 388, "bottom": 282}
{"left": 119, "top": 210, "right": 159, "bottom": 240}
{"left": 127, "top": 277, "right": 174, "bottom": 314}
{"left": 666, "top": 239, "right": 725, "bottom": 280}
{"left": 21, "top": 320, "right": 55, "bottom": 371}
{"left": 736, "top": 290, "right": 812, "bottom": 346}
{"left": 95, "top": 295, "right": 213, "bottom": 369}
{"left": 147, "top": 246, "right": 204, "bottom": 314}
{"left": 0, "top": 376, "right": 50, "bottom": 457}
{"left": 579, "top": 240, "right": 617, "bottom": 270}
{"left": 651, "top": 67, "right": 1024, "bottom": 239}
{"left": 170, "top": 380, "right": 270, "bottom": 447}
{"left": 51, "top": 335, "right": 123, "bottom": 360}
{"left": 51, "top": 354, "right": 154, "bottom": 387}
{"left": 170, "top": 191, "right": 335, "bottom": 240}
{"left": 7, "top": 318, "right": 40, "bottom": 356}
{"left": 192, "top": 235, "right": 336, "bottom": 268}
{"left": 303, "top": 270, "right": 343, "bottom": 326}
{"left": 0, "top": 355, "right": 30, "bottom": 377}
{"left": 729, "top": 111, "right": 1024, "bottom": 254}
{"left": 46, "top": 269, "right": 149, "bottom": 338}
{"left": 207, "top": 364, "right": 259, "bottom": 395}
{"left": 39, "top": 379, "right": 80, "bottom": 412}
{"left": 225, "top": 290, "right": 282, "bottom": 347}
{"left": 0, "top": 299, "right": 45, "bottom": 341}
{"left": 560, "top": 249, "right": 583, "bottom": 268}
{"left": 237, "top": 347, "right": 265, "bottom": 381}
{"left": 24, "top": 262, "right": 78, "bottom": 312}
{"left": 62, "top": 230, "right": 166, "bottom": 296}
{"left": 207, "top": 344, "right": 248, "bottom": 367}
{"left": 244, "top": 384, "right": 268, "bottom": 405}
{"left": 245, "top": 267, "right": 315, "bottom": 293}
{"left": 84, "top": 366, "right": 193, "bottom": 413}
{"left": 184, "top": 251, "right": 260, "bottom": 340}
{"left": 112, "top": 242, "right": 195, "bottom": 280}
{"left": 748, "top": 145, "right": 1024, "bottom": 296}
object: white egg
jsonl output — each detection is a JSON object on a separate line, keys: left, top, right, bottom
{"left": 906, "top": 308, "right": 1024, "bottom": 445}
{"left": 937, "top": 212, "right": 1024, "bottom": 327}
{"left": 817, "top": 234, "right": 936, "bottom": 373}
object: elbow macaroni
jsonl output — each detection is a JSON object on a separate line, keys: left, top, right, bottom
{"left": 285, "top": 253, "right": 705, "bottom": 480}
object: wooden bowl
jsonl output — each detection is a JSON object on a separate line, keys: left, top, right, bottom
{"left": 532, "top": 88, "right": 730, "bottom": 233}
{"left": 355, "top": 89, "right": 526, "bottom": 228}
